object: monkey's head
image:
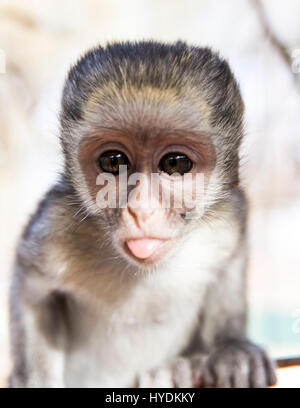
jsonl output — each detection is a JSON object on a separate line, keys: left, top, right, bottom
{"left": 60, "top": 41, "right": 244, "bottom": 266}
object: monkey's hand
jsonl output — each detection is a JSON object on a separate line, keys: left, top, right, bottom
{"left": 138, "top": 355, "right": 205, "bottom": 388}
{"left": 202, "top": 338, "right": 277, "bottom": 388}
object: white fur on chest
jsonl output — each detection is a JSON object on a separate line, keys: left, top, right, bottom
{"left": 62, "top": 215, "right": 239, "bottom": 387}
{"left": 65, "top": 272, "right": 205, "bottom": 387}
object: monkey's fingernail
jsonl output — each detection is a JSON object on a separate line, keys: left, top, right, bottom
{"left": 126, "top": 238, "right": 166, "bottom": 259}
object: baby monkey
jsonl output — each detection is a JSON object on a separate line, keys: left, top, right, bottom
{"left": 9, "top": 41, "right": 276, "bottom": 388}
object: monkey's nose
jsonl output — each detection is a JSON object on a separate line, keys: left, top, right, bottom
{"left": 127, "top": 204, "right": 156, "bottom": 227}
{"left": 126, "top": 238, "right": 165, "bottom": 259}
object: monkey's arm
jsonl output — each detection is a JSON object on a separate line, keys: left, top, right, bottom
{"left": 194, "top": 192, "right": 276, "bottom": 388}
{"left": 198, "top": 245, "right": 276, "bottom": 388}
{"left": 138, "top": 247, "right": 276, "bottom": 388}
{"left": 9, "top": 185, "right": 76, "bottom": 388}
{"left": 139, "top": 192, "right": 276, "bottom": 388}
{"left": 9, "top": 266, "right": 67, "bottom": 388}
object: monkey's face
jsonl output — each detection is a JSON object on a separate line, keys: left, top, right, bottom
{"left": 61, "top": 43, "right": 244, "bottom": 266}
{"left": 76, "top": 96, "right": 218, "bottom": 266}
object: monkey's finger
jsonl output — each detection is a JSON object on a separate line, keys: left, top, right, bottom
{"left": 138, "top": 371, "right": 154, "bottom": 388}
{"left": 231, "top": 354, "right": 251, "bottom": 388}
{"left": 138, "top": 368, "right": 173, "bottom": 388}
{"left": 152, "top": 367, "right": 175, "bottom": 387}
{"left": 216, "top": 366, "right": 232, "bottom": 388}
{"left": 211, "top": 359, "right": 233, "bottom": 388}
{"left": 190, "top": 354, "right": 207, "bottom": 387}
{"left": 202, "top": 362, "right": 216, "bottom": 387}
{"left": 249, "top": 353, "right": 268, "bottom": 388}
{"left": 172, "top": 358, "right": 193, "bottom": 388}
{"left": 263, "top": 354, "right": 277, "bottom": 386}
{"left": 248, "top": 348, "right": 277, "bottom": 388}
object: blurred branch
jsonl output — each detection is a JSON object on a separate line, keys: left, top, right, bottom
{"left": 252, "top": 0, "right": 299, "bottom": 88}
{"left": 0, "top": 6, "right": 37, "bottom": 30}
{"left": 276, "top": 357, "right": 300, "bottom": 368}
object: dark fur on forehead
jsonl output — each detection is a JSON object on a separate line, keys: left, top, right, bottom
{"left": 60, "top": 41, "right": 244, "bottom": 190}
{"left": 61, "top": 41, "right": 243, "bottom": 130}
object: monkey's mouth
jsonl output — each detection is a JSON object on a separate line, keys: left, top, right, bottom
{"left": 123, "top": 238, "right": 170, "bottom": 262}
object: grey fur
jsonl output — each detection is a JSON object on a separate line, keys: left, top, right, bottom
{"left": 9, "top": 41, "right": 276, "bottom": 388}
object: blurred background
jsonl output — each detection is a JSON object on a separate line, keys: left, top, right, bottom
{"left": 0, "top": 0, "right": 300, "bottom": 387}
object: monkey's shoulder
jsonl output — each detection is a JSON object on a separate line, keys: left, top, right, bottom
{"left": 22, "top": 181, "right": 72, "bottom": 239}
{"left": 15, "top": 181, "right": 77, "bottom": 268}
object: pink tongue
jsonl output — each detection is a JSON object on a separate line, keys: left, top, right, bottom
{"left": 126, "top": 239, "right": 164, "bottom": 259}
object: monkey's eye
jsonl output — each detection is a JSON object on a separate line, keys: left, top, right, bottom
{"left": 98, "top": 150, "right": 130, "bottom": 175}
{"left": 159, "top": 152, "right": 192, "bottom": 175}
